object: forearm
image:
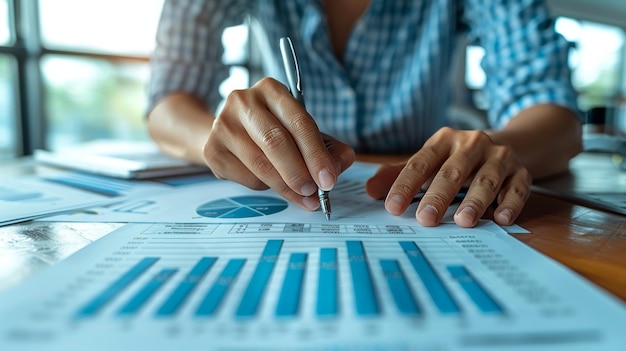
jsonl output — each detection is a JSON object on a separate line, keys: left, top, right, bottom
{"left": 147, "top": 93, "right": 215, "bottom": 165}
{"left": 487, "top": 104, "right": 582, "bottom": 180}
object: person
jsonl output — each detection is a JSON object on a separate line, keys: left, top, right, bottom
{"left": 147, "top": 0, "right": 582, "bottom": 228}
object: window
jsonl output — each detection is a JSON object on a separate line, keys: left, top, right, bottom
{"left": 0, "top": 0, "right": 10, "bottom": 45}
{"left": 38, "top": 0, "right": 164, "bottom": 150}
{"left": 464, "top": 17, "right": 626, "bottom": 114}
{"left": 555, "top": 18, "right": 625, "bottom": 111}
{"left": 0, "top": 55, "right": 17, "bottom": 160}
{"left": 0, "top": 0, "right": 16, "bottom": 160}
{"left": 38, "top": 0, "right": 162, "bottom": 56}
{"left": 42, "top": 56, "right": 151, "bottom": 148}
{"left": 0, "top": 1, "right": 251, "bottom": 158}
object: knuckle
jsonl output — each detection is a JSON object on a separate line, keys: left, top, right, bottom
{"left": 437, "top": 166, "right": 463, "bottom": 183}
{"left": 510, "top": 185, "right": 530, "bottom": 201}
{"left": 251, "top": 155, "right": 275, "bottom": 177}
{"left": 461, "top": 197, "right": 489, "bottom": 211}
{"left": 405, "top": 158, "right": 431, "bottom": 178}
{"left": 255, "top": 77, "right": 285, "bottom": 95}
{"left": 466, "top": 130, "right": 484, "bottom": 143}
{"left": 259, "top": 127, "right": 289, "bottom": 151}
{"left": 288, "top": 113, "right": 316, "bottom": 133}
{"left": 492, "top": 145, "right": 513, "bottom": 161}
{"left": 438, "top": 126, "right": 454, "bottom": 136}
{"left": 421, "top": 192, "right": 449, "bottom": 209}
{"left": 473, "top": 173, "right": 500, "bottom": 192}
{"left": 255, "top": 77, "right": 280, "bottom": 88}
{"left": 430, "top": 127, "right": 454, "bottom": 142}
{"left": 392, "top": 182, "right": 415, "bottom": 199}
{"left": 225, "top": 89, "right": 248, "bottom": 106}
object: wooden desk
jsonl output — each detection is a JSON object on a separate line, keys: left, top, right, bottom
{"left": 0, "top": 154, "right": 625, "bottom": 304}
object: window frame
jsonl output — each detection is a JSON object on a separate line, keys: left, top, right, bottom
{"left": 0, "top": 0, "right": 153, "bottom": 156}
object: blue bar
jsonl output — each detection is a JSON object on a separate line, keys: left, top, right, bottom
{"left": 379, "top": 259, "right": 420, "bottom": 316}
{"left": 447, "top": 265, "right": 503, "bottom": 314}
{"left": 316, "top": 248, "right": 338, "bottom": 317}
{"left": 236, "top": 240, "right": 283, "bottom": 317}
{"left": 195, "top": 259, "right": 246, "bottom": 316}
{"left": 346, "top": 241, "right": 379, "bottom": 315}
{"left": 156, "top": 257, "right": 217, "bottom": 316}
{"left": 400, "top": 241, "right": 460, "bottom": 314}
{"left": 276, "top": 253, "right": 307, "bottom": 317}
{"left": 76, "top": 257, "right": 159, "bottom": 317}
{"left": 118, "top": 268, "right": 177, "bottom": 315}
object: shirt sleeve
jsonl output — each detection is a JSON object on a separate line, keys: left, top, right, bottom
{"left": 147, "top": 0, "right": 248, "bottom": 115}
{"left": 462, "top": 0, "right": 581, "bottom": 129}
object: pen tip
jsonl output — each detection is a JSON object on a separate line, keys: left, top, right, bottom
{"left": 325, "top": 213, "right": 331, "bottom": 221}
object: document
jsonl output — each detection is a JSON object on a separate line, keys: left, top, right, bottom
{"left": 1, "top": 166, "right": 624, "bottom": 350}
{"left": 42, "top": 162, "right": 459, "bottom": 224}
{"left": 0, "top": 222, "right": 624, "bottom": 350}
{"left": 0, "top": 176, "right": 112, "bottom": 226}
{"left": 41, "top": 162, "right": 528, "bottom": 233}
{"left": 0, "top": 170, "right": 190, "bottom": 226}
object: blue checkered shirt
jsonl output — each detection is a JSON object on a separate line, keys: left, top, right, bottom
{"left": 149, "top": 0, "right": 578, "bottom": 153}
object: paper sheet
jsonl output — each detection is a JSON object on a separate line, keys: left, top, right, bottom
{"left": 41, "top": 162, "right": 529, "bottom": 233}
{"left": 0, "top": 171, "right": 176, "bottom": 226}
{"left": 2, "top": 164, "right": 625, "bottom": 350}
{"left": 0, "top": 220, "right": 624, "bottom": 350}
{"left": 42, "top": 163, "right": 453, "bottom": 224}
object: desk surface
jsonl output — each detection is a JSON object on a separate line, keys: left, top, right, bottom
{"left": 0, "top": 154, "right": 625, "bottom": 303}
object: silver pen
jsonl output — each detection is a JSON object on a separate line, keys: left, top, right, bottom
{"left": 279, "top": 36, "right": 331, "bottom": 221}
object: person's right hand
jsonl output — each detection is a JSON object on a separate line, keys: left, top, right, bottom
{"left": 203, "top": 78, "right": 355, "bottom": 211}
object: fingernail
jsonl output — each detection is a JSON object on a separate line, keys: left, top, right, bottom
{"left": 318, "top": 169, "right": 335, "bottom": 191}
{"left": 300, "top": 182, "right": 317, "bottom": 196}
{"left": 498, "top": 208, "right": 513, "bottom": 225}
{"left": 386, "top": 194, "right": 405, "bottom": 215}
{"left": 417, "top": 205, "right": 439, "bottom": 225}
{"left": 455, "top": 206, "right": 477, "bottom": 226}
{"left": 303, "top": 196, "right": 320, "bottom": 211}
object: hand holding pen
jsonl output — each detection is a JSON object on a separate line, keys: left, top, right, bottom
{"left": 201, "top": 37, "right": 354, "bottom": 214}
{"left": 279, "top": 37, "right": 332, "bottom": 220}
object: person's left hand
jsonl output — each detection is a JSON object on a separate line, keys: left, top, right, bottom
{"left": 365, "top": 127, "right": 532, "bottom": 227}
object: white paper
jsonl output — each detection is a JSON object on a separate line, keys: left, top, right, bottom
{"left": 2, "top": 163, "right": 624, "bottom": 350}
{"left": 42, "top": 162, "right": 529, "bottom": 234}
{"left": 0, "top": 220, "right": 623, "bottom": 350}
{"left": 0, "top": 176, "right": 110, "bottom": 226}
{"left": 0, "top": 171, "right": 179, "bottom": 226}
{"left": 43, "top": 162, "right": 461, "bottom": 224}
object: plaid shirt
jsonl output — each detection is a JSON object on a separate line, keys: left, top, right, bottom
{"left": 149, "top": 0, "right": 577, "bottom": 153}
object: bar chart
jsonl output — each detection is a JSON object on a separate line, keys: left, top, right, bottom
{"left": 1, "top": 222, "right": 625, "bottom": 350}
{"left": 73, "top": 238, "right": 504, "bottom": 321}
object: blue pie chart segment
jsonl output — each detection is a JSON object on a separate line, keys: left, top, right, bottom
{"left": 196, "top": 196, "right": 288, "bottom": 218}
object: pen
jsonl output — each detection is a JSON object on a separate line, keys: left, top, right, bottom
{"left": 279, "top": 36, "right": 331, "bottom": 221}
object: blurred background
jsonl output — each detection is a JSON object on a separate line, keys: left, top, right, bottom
{"left": 1, "top": 0, "right": 625, "bottom": 160}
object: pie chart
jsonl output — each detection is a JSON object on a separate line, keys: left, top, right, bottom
{"left": 196, "top": 195, "right": 288, "bottom": 218}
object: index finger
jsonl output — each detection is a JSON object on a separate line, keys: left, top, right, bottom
{"left": 263, "top": 80, "right": 338, "bottom": 192}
